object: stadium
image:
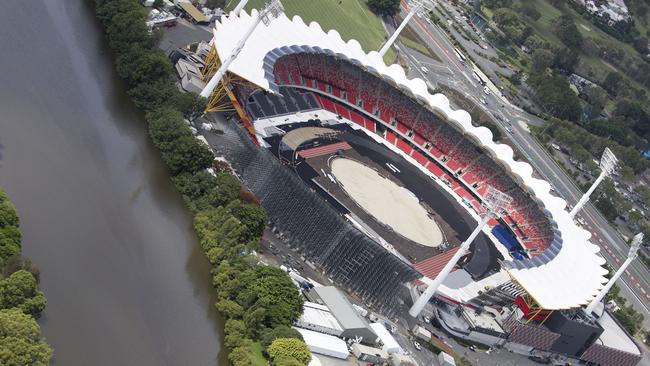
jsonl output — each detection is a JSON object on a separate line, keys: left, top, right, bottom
{"left": 176, "top": 7, "right": 642, "bottom": 365}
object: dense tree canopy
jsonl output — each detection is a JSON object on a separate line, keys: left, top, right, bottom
{"left": 227, "top": 200, "right": 267, "bottom": 242}
{"left": 0, "top": 189, "right": 21, "bottom": 266}
{"left": 529, "top": 72, "right": 582, "bottom": 121}
{"left": 0, "top": 271, "right": 46, "bottom": 318}
{"left": 267, "top": 338, "right": 311, "bottom": 366}
{"left": 0, "top": 308, "right": 52, "bottom": 366}
{"left": 261, "top": 325, "right": 304, "bottom": 349}
{"left": 556, "top": 15, "right": 583, "bottom": 48}
{"left": 367, "top": 0, "right": 400, "bottom": 17}
{"left": 531, "top": 49, "right": 554, "bottom": 73}
{"left": 238, "top": 266, "right": 304, "bottom": 330}
{"left": 159, "top": 135, "right": 214, "bottom": 175}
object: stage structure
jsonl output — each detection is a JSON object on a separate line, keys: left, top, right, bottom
{"left": 409, "top": 186, "right": 512, "bottom": 317}
{"left": 207, "top": 117, "right": 420, "bottom": 314}
{"left": 379, "top": 0, "right": 435, "bottom": 56}
{"left": 569, "top": 147, "right": 618, "bottom": 218}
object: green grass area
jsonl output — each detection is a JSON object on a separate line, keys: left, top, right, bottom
{"left": 399, "top": 34, "right": 431, "bottom": 56}
{"left": 225, "top": 0, "right": 387, "bottom": 54}
{"left": 250, "top": 342, "right": 267, "bottom": 366}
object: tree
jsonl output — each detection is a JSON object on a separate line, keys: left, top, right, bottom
{"left": 595, "top": 196, "right": 618, "bottom": 221}
{"left": 0, "top": 308, "right": 52, "bottom": 366}
{"left": 237, "top": 266, "right": 304, "bottom": 329}
{"left": 153, "top": 0, "right": 163, "bottom": 8}
{"left": 227, "top": 200, "right": 267, "bottom": 242}
{"left": 172, "top": 171, "right": 218, "bottom": 211}
{"left": 587, "top": 86, "right": 608, "bottom": 116}
{"left": 553, "top": 47, "right": 580, "bottom": 72}
{"left": 603, "top": 72, "right": 623, "bottom": 95}
{"left": 615, "top": 305, "right": 644, "bottom": 334}
{"left": 519, "top": 3, "right": 541, "bottom": 20}
{"left": 173, "top": 92, "right": 207, "bottom": 121}
{"left": 105, "top": 10, "right": 151, "bottom": 54}
{"left": 267, "top": 338, "right": 311, "bottom": 366}
{"left": 205, "top": 0, "right": 226, "bottom": 10}
{"left": 0, "top": 189, "right": 19, "bottom": 228}
{"left": 528, "top": 72, "right": 582, "bottom": 121}
{"left": 2, "top": 255, "right": 40, "bottom": 283}
{"left": 159, "top": 135, "right": 214, "bottom": 175}
{"left": 229, "top": 344, "right": 255, "bottom": 366}
{"left": 146, "top": 107, "right": 192, "bottom": 146}
{"left": 117, "top": 48, "right": 173, "bottom": 88}
{"left": 367, "top": 0, "right": 400, "bottom": 17}
{"left": 212, "top": 173, "right": 243, "bottom": 207}
{"left": 556, "top": 15, "right": 582, "bottom": 48}
{"left": 619, "top": 165, "right": 636, "bottom": 182}
{"left": 274, "top": 355, "right": 305, "bottom": 366}
{"left": 531, "top": 49, "right": 554, "bottom": 72}
{"left": 573, "top": 145, "right": 591, "bottom": 163}
{"left": 635, "top": 185, "right": 650, "bottom": 206}
{"left": 128, "top": 80, "right": 180, "bottom": 112}
{"left": 0, "top": 270, "right": 47, "bottom": 318}
{"left": 224, "top": 319, "right": 247, "bottom": 349}
{"left": 0, "top": 189, "right": 21, "bottom": 266}
{"left": 482, "top": 0, "right": 512, "bottom": 9}
{"left": 216, "top": 299, "right": 244, "bottom": 318}
{"left": 261, "top": 325, "right": 304, "bottom": 349}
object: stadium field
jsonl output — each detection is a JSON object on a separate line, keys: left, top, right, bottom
{"left": 225, "top": 0, "right": 389, "bottom": 55}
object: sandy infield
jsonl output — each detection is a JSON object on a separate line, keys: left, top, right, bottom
{"left": 331, "top": 158, "right": 443, "bottom": 247}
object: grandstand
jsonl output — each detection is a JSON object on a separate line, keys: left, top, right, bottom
{"left": 203, "top": 9, "right": 610, "bottom": 316}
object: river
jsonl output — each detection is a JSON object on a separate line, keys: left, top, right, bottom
{"left": 0, "top": 1, "right": 224, "bottom": 365}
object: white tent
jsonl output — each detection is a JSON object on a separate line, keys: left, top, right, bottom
{"left": 294, "top": 327, "right": 349, "bottom": 359}
{"left": 369, "top": 323, "right": 402, "bottom": 354}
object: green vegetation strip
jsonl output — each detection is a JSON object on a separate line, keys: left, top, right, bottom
{"left": 94, "top": 1, "right": 310, "bottom": 365}
{"left": 0, "top": 188, "right": 52, "bottom": 364}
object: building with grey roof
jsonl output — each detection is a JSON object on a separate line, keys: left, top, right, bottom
{"left": 307, "top": 286, "right": 377, "bottom": 343}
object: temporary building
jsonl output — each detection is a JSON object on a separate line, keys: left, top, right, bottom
{"left": 294, "top": 327, "right": 350, "bottom": 360}
{"left": 369, "top": 323, "right": 402, "bottom": 354}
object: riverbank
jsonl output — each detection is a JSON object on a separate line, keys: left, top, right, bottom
{"left": 93, "top": 1, "right": 310, "bottom": 364}
{"left": 0, "top": 188, "right": 52, "bottom": 364}
{"left": 0, "top": 1, "right": 226, "bottom": 364}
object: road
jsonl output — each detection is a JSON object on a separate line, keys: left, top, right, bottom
{"left": 392, "top": 0, "right": 650, "bottom": 328}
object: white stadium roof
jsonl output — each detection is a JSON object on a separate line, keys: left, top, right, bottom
{"left": 210, "top": 10, "right": 608, "bottom": 309}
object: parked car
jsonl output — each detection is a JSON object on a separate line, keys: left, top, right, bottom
{"left": 413, "top": 340, "right": 422, "bottom": 351}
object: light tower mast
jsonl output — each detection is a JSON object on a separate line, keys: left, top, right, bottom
{"left": 233, "top": 0, "right": 250, "bottom": 16}
{"left": 585, "top": 233, "right": 644, "bottom": 315}
{"left": 409, "top": 186, "right": 511, "bottom": 318}
{"left": 200, "top": 0, "right": 285, "bottom": 99}
{"left": 378, "top": 0, "right": 436, "bottom": 57}
{"left": 569, "top": 147, "right": 618, "bottom": 218}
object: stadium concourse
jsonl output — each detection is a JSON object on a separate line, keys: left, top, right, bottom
{"left": 188, "top": 8, "right": 643, "bottom": 366}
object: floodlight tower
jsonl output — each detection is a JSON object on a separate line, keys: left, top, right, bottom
{"left": 569, "top": 147, "right": 618, "bottom": 218}
{"left": 585, "top": 233, "right": 644, "bottom": 315}
{"left": 378, "top": 0, "right": 435, "bottom": 57}
{"left": 200, "top": 0, "right": 284, "bottom": 98}
{"left": 233, "top": 0, "right": 250, "bottom": 15}
{"left": 409, "top": 186, "right": 512, "bottom": 318}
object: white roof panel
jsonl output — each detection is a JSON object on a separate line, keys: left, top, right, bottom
{"left": 294, "top": 327, "right": 350, "bottom": 359}
{"left": 210, "top": 11, "right": 608, "bottom": 310}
